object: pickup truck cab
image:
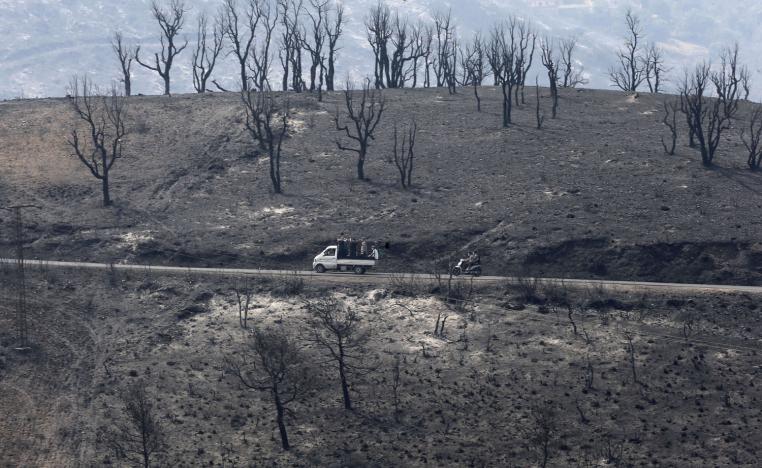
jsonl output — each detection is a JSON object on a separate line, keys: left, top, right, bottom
{"left": 313, "top": 245, "right": 378, "bottom": 274}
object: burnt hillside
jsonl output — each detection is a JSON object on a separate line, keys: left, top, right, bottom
{"left": 1, "top": 86, "right": 761, "bottom": 283}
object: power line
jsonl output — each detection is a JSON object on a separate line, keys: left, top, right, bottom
{"left": 0, "top": 205, "right": 41, "bottom": 350}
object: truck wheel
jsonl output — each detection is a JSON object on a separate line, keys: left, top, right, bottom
{"left": 353, "top": 266, "right": 365, "bottom": 275}
{"left": 314, "top": 264, "right": 326, "bottom": 273}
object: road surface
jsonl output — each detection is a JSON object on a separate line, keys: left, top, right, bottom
{"left": 2, "top": 258, "right": 762, "bottom": 294}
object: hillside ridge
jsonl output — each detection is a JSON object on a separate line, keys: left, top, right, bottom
{"left": 1, "top": 86, "right": 761, "bottom": 284}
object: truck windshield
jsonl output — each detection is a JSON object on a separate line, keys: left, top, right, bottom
{"left": 324, "top": 248, "right": 336, "bottom": 257}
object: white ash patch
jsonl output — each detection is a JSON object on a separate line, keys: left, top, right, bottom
{"left": 288, "top": 110, "right": 324, "bottom": 134}
{"left": 118, "top": 231, "right": 154, "bottom": 251}
{"left": 289, "top": 118, "right": 308, "bottom": 134}
{"left": 542, "top": 190, "right": 567, "bottom": 198}
{"left": 714, "top": 349, "right": 740, "bottom": 360}
{"left": 258, "top": 206, "right": 295, "bottom": 216}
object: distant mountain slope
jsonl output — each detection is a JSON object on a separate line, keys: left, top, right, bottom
{"left": 0, "top": 0, "right": 760, "bottom": 98}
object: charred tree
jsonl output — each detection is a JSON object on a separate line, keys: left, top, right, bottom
{"left": 241, "top": 89, "right": 290, "bottom": 193}
{"left": 367, "top": 9, "right": 430, "bottom": 90}
{"left": 608, "top": 9, "right": 646, "bottom": 92}
{"left": 334, "top": 80, "right": 386, "bottom": 181}
{"left": 192, "top": 13, "right": 224, "bottom": 93}
{"left": 365, "top": 2, "right": 392, "bottom": 89}
{"left": 422, "top": 24, "right": 435, "bottom": 88}
{"left": 434, "top": 10, "right": 457, "bottom": 94}
{"left": 740, "top": 66, "right": 752, "bottom": 101}
{"left": 489, "top": 22, "right": 518, "bottom": 127}
{"left": 233, "top": 279, "right": 255, "bottom": 328}
{"left": 460, "top": 33, "right": 488, "bottom": 111}
{"left": 742, "top": 102, "right": 762, "bottom": 170}
{"left": 388, "top": 15, "right": 411, "bottom": 88}
{"left": 304, "top": 298, "right": 372, "bottom": 410}
{"left": 105, "top": 381, "right": 165, "bottom": 468}
{"left": 644, "top": 43, "right": 666, "bottom": 93}
{"left": 525, "top": 403, "right": 558, "bottom": 468}
{"left": 248, "top": 0, "right": 279, "bottom": 91}
{"left": 302, "top": 0, "right": 328, "bottom": 92}
{"left": 679, "top": 45, "right": 742, "bottom": 166}
{"left": 66, "top": 76, "right": 128, "bottom": 207}
{"left": 112, "top": 32, "right": 134, "bottom": 97}
{"left": 278, "top": 0, "right": 306, "bottom": 92}
{"left": 225, "top": 327, "right": 313, "bottom": 451}
{"left": 324, "top": 2, "right": 344, "bottom": 91}
{"left": 513, "top": 17, "right": 537, "bottom": 105}
{"left": 540, "top": 37, "right": 559, "bottom": 119}
{"left": 392, "top": 120, "right": 417, "bottom": 189}
{"left": 559, "top": 37, "right": 586, "bottom": 88}
{"left": 221, "top": 0, "right": 260, "bottom": 91}
{"left": 661, "top": 99, "right": 678, "bottom": 155}
{"left": 136, "top": 0, "right": 189, "bottom": 96}
{"left": 679, "top": 91, "right": 697, "bottom": 148}
{"left": 410, "top": 22, "right": 433, "bottom": 88}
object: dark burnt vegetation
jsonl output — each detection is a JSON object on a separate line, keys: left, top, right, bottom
{"left": 89, "top": 0, "right": 762, "bottom": 198}
{"left": 56, "top": 0, "right": 760, "bottom": 233}
{"left": 8, "top": 2, "right": 762, "bottom": 463}
{"left": 3, "top": 268, "right": 761, "bottom": 465}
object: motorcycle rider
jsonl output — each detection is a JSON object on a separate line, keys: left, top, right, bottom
{"left": 470, "top": 251, "right": 480, "bottom": 267}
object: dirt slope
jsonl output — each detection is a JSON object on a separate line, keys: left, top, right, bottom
{"left": 1, "top": 268, "right": 761, "bottom": 466}
{"left": 1, "top": 86, "right": 761, "bottom": 283}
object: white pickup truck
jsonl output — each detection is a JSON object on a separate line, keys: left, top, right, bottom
{"left": 312, "top": 245, "right": 379, "bottom": 274}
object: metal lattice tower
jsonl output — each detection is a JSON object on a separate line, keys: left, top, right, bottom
{"left": 2, "top": 205, "right": 39, "bottom": 349}
{"left": 14, "top": 208, "right": 27, "bottom": 347}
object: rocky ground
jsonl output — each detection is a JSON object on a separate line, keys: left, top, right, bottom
{"left": 1, "top": 86, "right": 762, "bottom": 284}
{"left": 1, "top": 266, "right": 760, "bottom": 466}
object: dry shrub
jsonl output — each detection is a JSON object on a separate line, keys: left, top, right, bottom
{"left": 507, "top": 273, "right": 544, "bottom": 305}
{"left": 270, "top": 272, "right": 305, "bottom": 297}
{"left": 445, "top": 277, "right": 474, "bottom": 310}
{"left": 541, "top": 280, "right": 570, "bottom": 306}
{"left": 388, "top": 273, "right": 426, "bottom": 297}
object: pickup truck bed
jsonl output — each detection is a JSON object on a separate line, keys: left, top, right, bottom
{"left": 313, "top": 245, "right": 378, "bottom": 274}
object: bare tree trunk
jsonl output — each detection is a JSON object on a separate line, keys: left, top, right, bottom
{"left": 102, "top": 172, "right": 111, "bottom": 207}
{"left": 661, "top": 99, "right": 678, "bottom": 155}
{"left": 338, "top": 350, "right": 351, "bottom": 409}
{"left": 742, "top": 102, "right": 762, "bottom": 170}
{"left": 357, "top": 143, "right": 366, "bottom": 181}
{"left": 502, "top": 81, "right": 513, "bottom": 127}
{"left": 274, "top": 390, "right": 290, "bottom": 450}
{"left": 535, "top": 77, "right": 544, "bottom": 129}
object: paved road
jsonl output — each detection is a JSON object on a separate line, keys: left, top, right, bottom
{"left": 2, "top": 258, "right": 762, "bottom": 294}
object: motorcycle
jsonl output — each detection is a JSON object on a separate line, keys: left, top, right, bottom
{"left": 451, "top": 258, "right": 482, "bottom": 277}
